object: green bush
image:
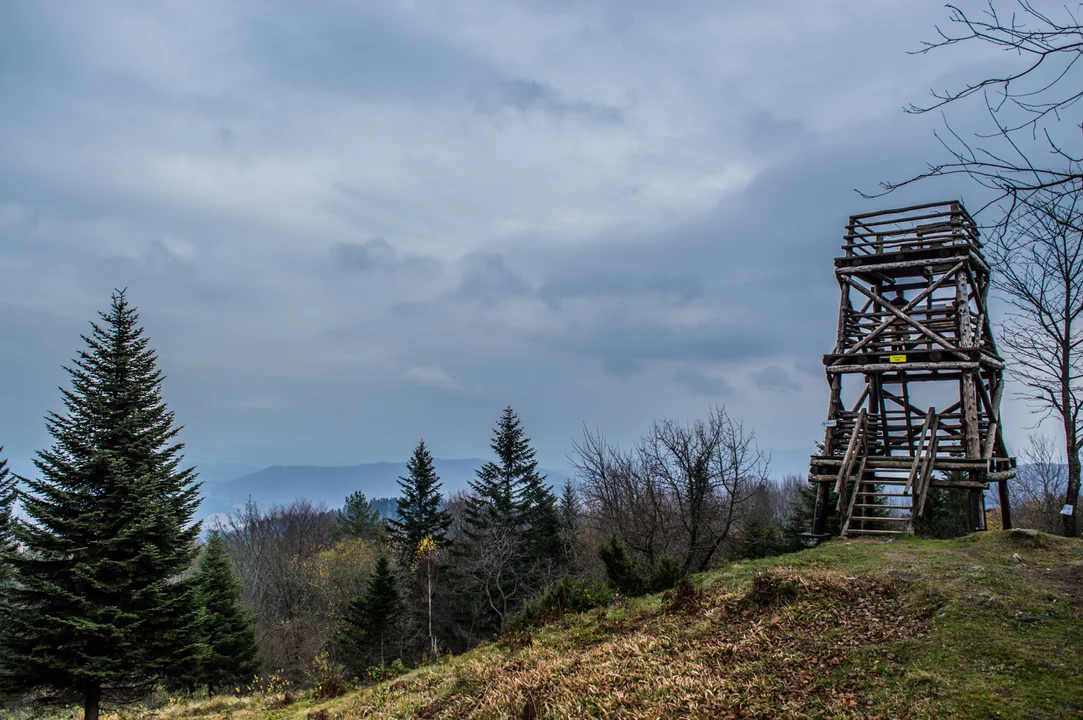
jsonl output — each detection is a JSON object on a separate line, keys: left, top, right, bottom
{"left": 512, "top": 577, "right": 615, "bottom": 629}
{"left": 598, "top": 536, "right": 645, "bottom": 595}
{"left": 367, "top": 659, "right": 407, "bottom": 683}
{"left": 648, "top": 554, "right": 682, "bottom": 592}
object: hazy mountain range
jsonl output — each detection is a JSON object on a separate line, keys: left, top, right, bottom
{"left": 194, "top": 459, "right": 572, "bottom": 519}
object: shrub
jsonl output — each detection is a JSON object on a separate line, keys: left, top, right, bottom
{"left": 598, "top": 536, "right": 644, "bottom": 596}
{"left": 662, "top": 576, "right": 706, "bottom": 615}
{"left": 648, "top": 554, "right": 682, "bottom": 592}
{"left": 308, "top": 652, "right": 349, "bottom": 700}
{"left": 367, "top": 659, "right": 407, "bottom": 683}
{"left": 511, "top": 577, "right": 615, "bottom": 629}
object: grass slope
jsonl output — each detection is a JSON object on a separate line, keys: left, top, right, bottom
{"left": 140, "top": 530, "right": 1082, "bottom": 720}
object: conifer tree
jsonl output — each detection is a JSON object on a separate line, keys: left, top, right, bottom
{"left": 190, "top": 532, "right": 260, "bottom": 694}
{"left": 342, "top": 554, "right": 403, "bottom": 674}
{"left": 389, "top": 440, "right": 452, "bottom": 554}
{"left": 456, "top": 408, "right": 560, "bottom": 633}
{"left": 463, "top": 407, "right": 553, "bottom": 541}
{"left": 0, "top": 291, "right": 202, "bottom": 720}
{"left": 336, "top": 490, "right": 385, "bottom": 541}
{"left": 521, "top": 472, "right": 562, "bottom": 563}
{"left": 0, "top": 448, "right": 16, "bottom": 675}
{"left": 557, "top": 481, "right": 581, "bottom": 563}
{"left": 0, "top": 448, "right": 15, "bottom": 573}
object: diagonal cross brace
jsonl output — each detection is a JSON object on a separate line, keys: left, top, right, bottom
{"left": 835, "top": 259, "right": 968, "bottom": 362}
{"left": 846, "top": 276, "right": 970, "bottom": 360}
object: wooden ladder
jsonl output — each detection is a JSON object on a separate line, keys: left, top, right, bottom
{"left": 840, "top": 409, "right": 940, "bottom": 538}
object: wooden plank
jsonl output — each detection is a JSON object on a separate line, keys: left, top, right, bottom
{"left": 916, "top": 419, "right": 941, "bottom": 518}
{"left": 840, "top": 453, "right": 869, "bottom": 537}
{"left": 849, "top": 200, "right": 966, "bottom": 220}
{"left": 834, "top": 409, "right": 867, "bottom": 504}
{"left": 904, "top": 409, "right": 935, "bottom": 494}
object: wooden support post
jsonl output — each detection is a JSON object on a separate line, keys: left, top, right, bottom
{"left": 957, "top": 267, "right": 985, "bottom": 532}
{"left": 999, "top": 478, "right": 1013, "bottom": 530}
{"left": 969, "top": 490, "right": 986, "bottom": 532}
{"left": 813, "top": 481, "right": 830, "bottom": 534}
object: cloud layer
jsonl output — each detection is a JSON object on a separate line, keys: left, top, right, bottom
{"left": 0, "top": 1, "right": 1031, "bottom": 479}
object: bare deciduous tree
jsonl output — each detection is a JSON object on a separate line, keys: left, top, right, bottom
{"left": 1014, "top": 434, "right": 1070, "bottom": 533}
{"left": 216, "top": 498, "right": 337, "bottom": 681}
{"left": 874, "top": 1, "right": 1083, "bottom": 237}
{"left": 572, "top": 407, "right": 767, "bottom": 574}
{"left": 993, "top": 192, "right": 1083, "bottom": 536}
{"left": 571, "top": 428, "right": 675, "bottom": 568}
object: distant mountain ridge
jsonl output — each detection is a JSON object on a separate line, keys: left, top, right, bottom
{"left": 196, "top": 458, "right": 570, "bottom": 518}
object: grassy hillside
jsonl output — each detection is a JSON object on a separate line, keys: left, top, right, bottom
{"left": 136, "top": 530, "right": 1081, "bottom": 720}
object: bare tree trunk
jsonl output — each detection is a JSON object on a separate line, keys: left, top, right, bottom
{"left": 84, "top": 684, "right": 101, "bottom": 720}
{"left": 1063, "top": 412, "right": 1081, "bottom": 537}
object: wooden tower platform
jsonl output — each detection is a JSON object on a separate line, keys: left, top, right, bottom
{"left": 809, "top": 201, "right": 1015, "bottom": 537}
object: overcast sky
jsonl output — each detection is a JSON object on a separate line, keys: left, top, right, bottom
{"left": 0, "top": 1, "right": 1038, "bottom": 479}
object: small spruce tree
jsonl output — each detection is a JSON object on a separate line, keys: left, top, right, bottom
{"left": 336, "top": 490, "right": 385, "bottom": 541}
{"left": 914, "top": 471, "right": 971, "bottom": 538}
{"left": 456, "top": 408, "right": 560, "bottom": 633}
{"left": 0, "top": 291, "right": 202, "bottom": 720}
{"left": 557, "top": 481, "right": 581, "bottom": 563}
{"left": 597, "top": 536, "right": 644, "bottom": 596}
{"left": 342, "top": 554, "right": 403, "bottom": 675}
{"left": 389, "top": 440, "right": 452, "bottom": 553}
{"left": 191, "top": 532, "right": 260, "bottom": 694}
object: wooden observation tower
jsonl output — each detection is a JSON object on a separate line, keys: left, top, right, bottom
{"left": 809, "top": 201, "right": 1015, "bottom": 538}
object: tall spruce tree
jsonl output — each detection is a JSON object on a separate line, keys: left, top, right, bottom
{"left": 389, "top": 440, "right": 451, "bottom": 555}
{"left": 190, "top": 532, "right": 260, "bottom": 694}
{"left": 456, "top": 408, "right": 560, "bottom": 633}
{"left": 342, "top": 554, "right": 403, "bottom": 675}
{"left": 0, "top": 291, "right": 202, "bottom": 720}
{"left": 463, "top": 407, "right": 554, "bottom": 541}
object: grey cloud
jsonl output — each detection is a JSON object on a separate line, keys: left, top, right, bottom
{"left": 331, "top": 238, "right": 440, "bottom": 277}
{"left": 750, "top": 365, "right": 801, "bottom": 393}
{"left": 454, "top": 253, "right": 533, "bottom": 303}
{"left": 741, "top": 110, "right": 812, "bottom": 155}
{"left": 538, "top": 313, "right": 779, "bottom": 377}
{"left": 239, "top": 5, "right": 490, "bottom": 103}
{"left": 473, "top": 77, "right": 624, "bottom": 124}
{"left": 0, "top": 0, "right": 1024, "bottom": 479}
{"left": 538, "top": 271, "right": 704, "bottom": 309}
{"left": 674, "top": 367, "right": 734, "bottom": 397}
{"left": 333, "top": 239, "right": 396, "bottom": 272}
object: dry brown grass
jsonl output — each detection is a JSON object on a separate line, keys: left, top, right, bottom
{"left": 129, "top": 532, "right": 1083, "bottom": 720}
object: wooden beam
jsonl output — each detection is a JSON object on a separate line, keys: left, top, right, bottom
{"left": 827, "top": 361, "right": 980, "bottom": 374}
